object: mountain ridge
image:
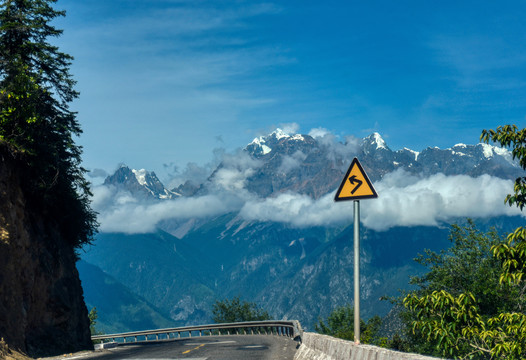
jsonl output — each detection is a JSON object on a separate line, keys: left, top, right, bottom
{"left": 80, "top": 129, "right": 525, "bottom": 331}
{"left": 103, "top": 129, "right": 520, "bottom": 202}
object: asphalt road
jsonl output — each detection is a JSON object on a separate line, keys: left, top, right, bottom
{"left": 65, "top": 335, "right": 299, "bottom": 360}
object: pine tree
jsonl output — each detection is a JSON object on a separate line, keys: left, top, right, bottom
{"left": 0, "top": 0, "right": 97, "bottom": 248}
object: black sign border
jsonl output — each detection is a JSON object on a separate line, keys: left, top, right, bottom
{"left": 334, "top": 157, "right": 378, "bottom": 202}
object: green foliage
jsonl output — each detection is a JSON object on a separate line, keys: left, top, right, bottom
{"left": 88, "top": 307, "right": 101, "bottom": 336}
{"left": 409, "top": 220, "right": 516, "bottom": 316}
{"left": 481, "top": 125, "right": 526, "bottom": 210}
{"left": 212, "top": 296, "right": 270, "bottom": 323}
{"left": 404, "top": 291, "right": 483, "bottom": 357}
{"left": 493, "top": 226, "right": 526, "bottom": 290}
{"left": 314, "top": 305, "right": 384, "bottom": 345}
{"left": 398, "top": 125, "right": 526, "bottom": 359}
{"left": 0, "top": 0, "right": 97, "bottom": 248}
{"left": 404, "top": 291, "right": 526, "bottom": 359}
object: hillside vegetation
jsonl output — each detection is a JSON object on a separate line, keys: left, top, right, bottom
{"left": 399, "top": 125, "right": 526, "bottom": 359}
{"left": 0, "top": 0, "right": 96, "bottom": 356}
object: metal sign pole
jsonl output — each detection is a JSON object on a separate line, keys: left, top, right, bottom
{"left": 334, "top": 158, "right": 377, "bottom": 345}
{"left": 354, "top": 200, "right": 360, "bottom": 344}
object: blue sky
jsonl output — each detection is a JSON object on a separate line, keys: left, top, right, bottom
{"left": 54, "top": 0, "right": 526, "bottom": 183}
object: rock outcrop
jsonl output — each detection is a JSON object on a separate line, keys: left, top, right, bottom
{"left": 0, "top": 142, "right": 92, "bottom": 357}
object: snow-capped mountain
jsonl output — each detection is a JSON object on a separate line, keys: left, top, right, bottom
{"left": 86, "top": 129, "right": 524, "bottom": 331}
{"left": 246, "top": 128, "right": 309, "bottom": 156}
{"left": 104, "top": 165, "right": 179, "bottom": 200}
{"left": 104, "top": 129, "right": 520, "bottom": 201}
{"left": 242, "top": 129, "right": 521, "bottom": 199}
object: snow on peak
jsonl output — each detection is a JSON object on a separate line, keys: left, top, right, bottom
{"left": 290, "top": 134, "right": 305, "bottom": 141}
{"left": 249, "top": 135, "right": 273, "bottom": 155}
{"left": 269, "top": 128, "right": 304, "bottom": 141}
{"left": 480, "top": 143, "right": 493, "bottom": 158}
{"left": 370, "top": 132, "right": 387, "bottom": 150}
{"left": 273, "top": 128, "right": 290, "bottom": 140}
{"left": 479, "top": 143, "right": 513, "bottom": 161}
{"left": 403, "top": 147, "right": 420, "bottom": 161}
{"left": 261, "top": 144, "right": 272, "bottom": 154}
{"left": 253, "top": 128, "right": 306, "bottom": 142}
{"left": 248, "top": 128, "right": 305, "bottom": 155}
{"left": 448, "top": 144, "right": 467, "bottom": 156}
{"left": 250, "top": 136, "right": 266, "bottom": 146}
{"left": 132, "top": 169, "right": 148, "bottom": 186}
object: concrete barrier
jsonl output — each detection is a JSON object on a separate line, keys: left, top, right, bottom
{"left": 94, "top": 342, "right": 118, "bottom": 350}
{"left": 294, "top": 332, "right": 444, "bottom": 360}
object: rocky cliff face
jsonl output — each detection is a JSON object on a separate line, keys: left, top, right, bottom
{"left": 0, "top": 143, "right": 92, "bottom": 357}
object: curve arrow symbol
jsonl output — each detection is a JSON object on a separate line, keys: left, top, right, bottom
{"left": 348, "top": 175, "right": 363, "bottom": 194}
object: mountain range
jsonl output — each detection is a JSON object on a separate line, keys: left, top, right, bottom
{"left": 79, "top": 129, "right": 524, "bottom": 333}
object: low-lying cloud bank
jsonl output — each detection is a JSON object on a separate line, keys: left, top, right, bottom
{"left": 92, "top": 186, "right": 245, "bottom": 234}
{"left": 239, "top": 171, "right": 521, "bottom": 230}
{"left": 92, "top": 168, "right": 523, "bottom": 234}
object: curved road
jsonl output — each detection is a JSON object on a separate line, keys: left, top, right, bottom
{"left": 72, "top": 335, "right": 298, "bottom": 360}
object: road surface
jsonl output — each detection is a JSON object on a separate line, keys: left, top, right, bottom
{"left": 63, "top": 335, "right": 298, "bottom": 360}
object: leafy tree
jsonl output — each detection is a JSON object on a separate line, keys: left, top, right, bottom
{"left": 212, "top": 296, "right": 270, "bottom": 323}
{"left": 0, "top": 0, "right": 97, "bottom": 248}
{"left": 410, "top": 221, "right": 517, "bottom": 316}
{"left": 88, "top": 307, "right": 100, "bottom": 335}
{"left": 396, "top": 222, "right": 517, "bottom": 357}
{"left": 400, "top": 125, "right": 526, "bottom": 359}
{"left": 481, "top": 125, "right": 526, "bottom": 211}
{"left": 314, "top": 305, "right": 384, "bottom": 345}
{"left": 481, "top": 125, "right": 526, "bottom": 297}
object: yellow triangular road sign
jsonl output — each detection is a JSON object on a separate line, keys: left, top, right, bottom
{"left": 334, "top": 158, "right": 378, "bottom": 201}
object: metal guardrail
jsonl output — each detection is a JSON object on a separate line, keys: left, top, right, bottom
{"left": 91, "top": 320, "right": 303, "bottom": 344}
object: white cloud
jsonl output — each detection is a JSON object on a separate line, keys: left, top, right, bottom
{"left": 362, "top": 171, "right": 521, "bottom": 230}
{"left": 280, "top": 122, "right": 300, "bottom": 135}
{"left": 239, "top": 192, "right": 339, "bottom": 227}
{"left": 166, "top": 162, "right": 213, "bottom": 189}
{"left": 309, "top": 130, "right": 360, "bottom": 165}
{"left": 92, "top": 149, "right": 261, "bottom": 233}
{"left": 91, "top": 148, "right": 523, "bottom": 234}
{"left": 88, "top": 168, "right": 109, "bottom": 179}
{"left": 308, "top": 127, "right": 330, "bottom": 138}
{"left": 208, "top": 150, "right": 262, "bottom": 192}
{"left": 238, "top": 171, "right": 523, "bottom": 230}
{"left": 93, "top": 188, "right": 244, "bottom": 234}
{"left": 278, "top": 151, "right": 307, "bottom": 173}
